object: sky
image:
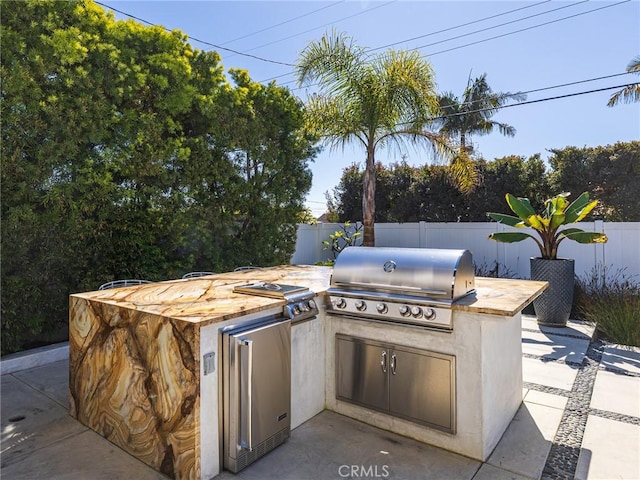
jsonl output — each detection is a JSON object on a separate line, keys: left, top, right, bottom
{"left": 102, "top": 0, "right": 640, "bottom": 217}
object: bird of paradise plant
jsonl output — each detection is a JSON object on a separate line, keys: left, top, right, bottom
{"left": 488, "top": 192, "right": 608, "bottom": 259}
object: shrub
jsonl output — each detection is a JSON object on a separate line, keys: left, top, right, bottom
{"left": 575, "top": 267, "right": 640, "bottom": 347}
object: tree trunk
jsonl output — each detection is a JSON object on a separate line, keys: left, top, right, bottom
{"left": 362, "top": 142, "right": 376, "bottom": 246}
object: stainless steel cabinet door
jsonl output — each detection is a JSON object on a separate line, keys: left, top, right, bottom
{"left": 336, "top": 336, "right": 389, "bottom": 411}
{"left": 389, "top": 347, "right": 455, "bottom": 433}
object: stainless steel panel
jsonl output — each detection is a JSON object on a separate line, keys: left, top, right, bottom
{"left": 223, "top": 319, "right": 291, "bottom": 473}
{"left": 335, "top": 335, "right": 456, "bottom": 434}
{"left": 327, "top": 295, "right": 453, "bottom": 329}
{"left": 336, "top": 336, "right": 389, "bottom": 411}
{"left": 331, "top": 247, "right": 475, "bottom": 301}
{"left": 389, "top": 347, "right": 456, "bottom": 433}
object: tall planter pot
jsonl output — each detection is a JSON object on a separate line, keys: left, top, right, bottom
{"left": 530, "top": 258, "right": 575, "bottom": 327}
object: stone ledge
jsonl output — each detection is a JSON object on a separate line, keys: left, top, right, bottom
{"left": 0, "top": 342, "right": 69, "bottom": 375}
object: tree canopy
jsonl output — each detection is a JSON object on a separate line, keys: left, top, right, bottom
{"left": 1, "top": 0, "right": 317, "bottom": 354}
{"left": 327, "top": 142, "right": 639, "bottom": 223}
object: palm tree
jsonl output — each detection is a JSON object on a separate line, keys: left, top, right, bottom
{"left": 434, "top": 74, "right": 525, "bottom": 194}
{"left": 295, "top": 31, "right": 452, "bottom": 246}
{"left": 436, "top": 73, "right": 526, "bottom": 154}
{"left": 608, "top": 56, "right": 640, "bottom": 107}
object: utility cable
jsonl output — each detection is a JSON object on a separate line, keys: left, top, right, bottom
{"left": 219, "top": 1, "right": 344, "bottom": 46}
{"left": 429, "top": 72, "right": 635, "bottom": 112}
{"left": 409, "top": 0, "right": 589, "bottom": 52}
{"left": 261, "top": 0, "right": 585, "bottom": 84}
{"left": 428, "top": 83, "right": 638, "bottom": 122}
{"left": 94, "top": 0, "right": 296, "bottom": 66}
{"left": 225, "top": 1, "right": 396, "bottom": 59}
{"left": 425, "top": 0, "right": 629, "bottom": 57}
{"left": 369, "top": 0, "right": 553, "bottom": 52}
{"left": 259, "top": 0, "right": 552, "bottom": 83}
{"left": 289, "top": 0, "right": 630, "bottom": 91}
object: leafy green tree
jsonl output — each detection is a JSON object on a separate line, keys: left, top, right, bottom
{"left": 1, "top": 0, "right": 316, "bottom": 354}
{"left": 548, "top": 142, "right": 640, "bottom": 221}
{"left": 328, "top": 164, "right": 364, "bottom": 222}
{"left": 1, "top": 0, "right": 206, "bottom": 352}
{"left": 219, "top": 70, "right": 317, "bottom": 266}
{"left": 295, "top": 31, "right": 450, "bottom": 246}
{"left": 473, "top": 154, "right": 551, "bottom": 219}
{"left": 608, "top": 56, "right": 640, "bottom": 106}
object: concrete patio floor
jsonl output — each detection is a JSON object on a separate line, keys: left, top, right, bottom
{"left": 1, "top": 315, "right": 639, "bottom": 480}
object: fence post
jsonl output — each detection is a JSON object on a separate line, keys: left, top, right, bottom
{"left": 419, "top": 221, "right": 426, "bottom": 248}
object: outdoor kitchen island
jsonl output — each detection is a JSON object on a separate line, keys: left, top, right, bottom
{"left": 69, "top": 265, "right": 546, "bottom": 480}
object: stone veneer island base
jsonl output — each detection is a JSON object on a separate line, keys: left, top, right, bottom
{"left": 69, "top": 266, "right": 545, "bottom": 479}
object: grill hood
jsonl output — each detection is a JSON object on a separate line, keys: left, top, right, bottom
{"left": 330, "top": 247, "right": 475, "bottom": 303}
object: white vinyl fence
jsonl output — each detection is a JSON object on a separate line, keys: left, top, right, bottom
{"left": 291, "top": 222, "right": 640, "bottom": 281}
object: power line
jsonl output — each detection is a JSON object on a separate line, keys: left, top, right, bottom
{"left": 433, "top": 71, "right": 635, "bottom": 112}
{"left": 219, "top": 1, "right": 345, "bottom": 46}
{"left": 261, "top": 0, "right": 587, "bottom": 84}
{"left": 225, "top": 1, "right": 397, "bottom": 59}
{"left": 425, "top": 0, "right": 630, "bottom": 57}
{"left": 94, "top": 0, "right": 296, "bottom": 67}
{"left": 289, "top": 0, "right": 630, "bottom": 91}
{"left": 369, "top": 0, "right": 553, "bottom": 52}
{"left": 259, "top": 0, "right": 553, "bottom": 84}
{"left": 411, "top": 0, "right": 589, "bottom": 51}
{"left": 430, "top": 83, "right": 638, "bottom": 122}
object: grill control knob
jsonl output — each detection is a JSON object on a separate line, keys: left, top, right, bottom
{"left": 424, "top": 307, "right": 436, "bottom": 320}
{"left": 376, "top": 303, "right": 388, "bottom": 314}
{"left": 411, "top": 306, "right": 423, "bottom": 318}
{"left": 335, "top": 298, "right": 347, "bottom": 309}
{"left": 292, "top": 305, "right": 301, "bottom": 315}
{"left": 308, "top": 299, "right": 317, "bottom": 310}
{"left": 399, "top": 305, "right": 411, "bottom": 317}
{"left": 355, "top": 300, "right": 367, "bottom": 311}
{"left": 300, "top": 301, "right": 310, "bottom": 312}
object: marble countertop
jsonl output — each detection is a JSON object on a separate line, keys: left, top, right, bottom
{"left": 458, "top": 277, "right": 547, "bottom": 316}
{"left": 72, "top": 266, "right": 547, "bottom": 325}
{"left": 72, "top": 266, "right": 333, "bottom": 326}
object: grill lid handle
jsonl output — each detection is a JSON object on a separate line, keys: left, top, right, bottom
{"left": 332, "top": 281, "right": 448, "bottom": 297}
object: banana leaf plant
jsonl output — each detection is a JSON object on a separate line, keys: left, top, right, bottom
{"left": 487, "top": 192, "right": 608, "bottom": 259}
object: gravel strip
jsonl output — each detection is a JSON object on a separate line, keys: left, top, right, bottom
{"left": 523, "top": 382, "right": 571, "bottom": 398}
{"left": 589, "top": 408, "right": 640, "bottom": 426}
{"left": 540, "top": 340, "right": 605, "bottom": 480}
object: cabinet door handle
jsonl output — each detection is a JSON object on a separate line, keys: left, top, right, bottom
{"left": 240, "top": 338, "right": 253, "bottom": 451}
{"left": 390, "top": 353, "right": 397, "bottom": 375}
{"left": 381, "top": 350, "right": 387, "bottom": 373}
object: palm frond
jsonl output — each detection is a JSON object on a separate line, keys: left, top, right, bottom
{"left": 608, "top": 55, "right": 640, "bottom": 107}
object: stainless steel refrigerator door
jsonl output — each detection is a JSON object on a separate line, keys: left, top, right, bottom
{"left": 230, "top": 320, "right": 291, "bottom": 454}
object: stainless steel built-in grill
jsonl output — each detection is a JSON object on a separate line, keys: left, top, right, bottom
{"left": 327, "top": 247, "right": 475, "bottom": 330}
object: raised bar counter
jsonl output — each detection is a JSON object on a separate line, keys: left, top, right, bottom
{"left": 69, "top": 266, "right": 546, "bottom": 479}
